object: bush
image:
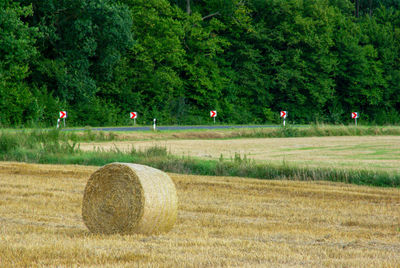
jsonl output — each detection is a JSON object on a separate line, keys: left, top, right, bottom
{"left": 0, "top": 132, "right": 19, "bottom": 154}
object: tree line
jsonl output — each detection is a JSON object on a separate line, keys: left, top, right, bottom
{"left": 1, "top": 0, "right": 400, "bottom": 127}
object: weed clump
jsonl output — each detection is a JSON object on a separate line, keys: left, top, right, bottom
{"left": 0, "top": 132, "right": 19, "bottom": 154}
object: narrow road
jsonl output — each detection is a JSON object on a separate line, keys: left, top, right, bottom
{"left": 65, "top": 125, "right": 283, "bottom": 132}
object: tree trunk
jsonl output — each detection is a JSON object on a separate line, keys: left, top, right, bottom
{"left": 355, "top": 0, "right": 359, "bottom": 18}
{"left": 369, "top": 0, "right": 372, "bottom": 16}
{"left": 186, "top": 0, "right": 191, "bottom": 14}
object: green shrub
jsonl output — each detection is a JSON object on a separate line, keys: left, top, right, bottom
{"left": 0, "top": 132, "right": 19, "bottom": 154}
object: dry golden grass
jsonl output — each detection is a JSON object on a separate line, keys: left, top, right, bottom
{"left": 86, "top": 128, "right": 269, "bottom": 141}
{"left": 80, "top": 135, "right": 400, "bottom": 172}
{"left": 0, "top": 161, "right": 399, "bottom": 267}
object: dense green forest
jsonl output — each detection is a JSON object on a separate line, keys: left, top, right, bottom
{"left": 1, "top": 0, "right": 400, "bottom": 127}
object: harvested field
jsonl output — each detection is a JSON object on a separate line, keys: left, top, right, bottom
{"left": 80, "top": 136, "right": 400, "bottom": 172}
{"left": 0, "top": 162, "right": 399, "bottom": 267}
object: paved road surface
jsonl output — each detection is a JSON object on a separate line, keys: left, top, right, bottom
{"left": 66, "top": 125, "right": 284, "bottom": 132}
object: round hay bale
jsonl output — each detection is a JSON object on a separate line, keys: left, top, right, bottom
{"left": 82, "top": 163, "right": 177, "bottom": 235}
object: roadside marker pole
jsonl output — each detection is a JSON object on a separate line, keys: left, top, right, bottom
{"left": 59, "top": 111, "right": 67, "bottom": 128}
{"left": 351, "top": 112, "right": 359, "bottom": 126}
{"left": 153, "top": 118, "right": 156, "bottom": 131}
{"left": 210, "top": 110, "right": 217, "bottom": 124}
{"left": 130, "top": 112, "right": 137, "bottom": 125}
{"left": 280, "top": 111, "right": 287, "bottom": 126}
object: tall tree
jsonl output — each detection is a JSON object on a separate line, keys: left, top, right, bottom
{"left": 247, "top": 0, "right": 339, "bottom": 123}
{"left": 351, "top": 0, "right": 400, "bottom": 17}
{"left": 20, "top": 0, "right": 133, "bottom": 125}
{"left": 330, "top": 11, "right": 386, "bottom": 122}
{"left": 118, "top": 0, "right": 187, "bottom": 123}
{"left": 0, "top": 1, "right": 37, "bottom": 126}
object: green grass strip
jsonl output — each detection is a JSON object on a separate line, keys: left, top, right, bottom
{"left": 1, "top": 129, "right": 399, "bottom": 187}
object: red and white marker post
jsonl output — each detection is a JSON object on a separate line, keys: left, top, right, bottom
{"left": 280, "top": 111, "right": 287, "bottom": 126}
{"left": 351, "top": 112, "right": 359, "bottom": 126}
{"left": 130, "top": 112, "right": 137, "bottom": 125}
{"left": 210, "top": 110, "right": 217, "bottom": 124}
{"left": 58, "top": 111, "right": 67, "bottom": 128}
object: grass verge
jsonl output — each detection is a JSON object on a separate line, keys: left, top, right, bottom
{"left": 233, "top": 124, "right": 400, "bottom": 139}
{"left": 4, "top": 124, "right": 400, "bottom": 142}
{"left": 1, "top": 129, "right": 399, "bottom": 187}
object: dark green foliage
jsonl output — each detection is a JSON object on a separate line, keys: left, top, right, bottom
{"left": 2, "top": 0, "right": 400, "bottom": 126}
{"left": 0, "top": 1, "right": 38, "bottom": 126}
{"left": 351, "top": 0, "right": 400, "bottom": 17}
{"left": 117, "top": 0, "right": 187, "bottom": 123}
{"left": 16, "top": 0, "right": 134, "bottom": 126}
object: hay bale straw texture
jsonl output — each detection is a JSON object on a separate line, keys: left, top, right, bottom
{"left": 82, "top": 163, "right": 177, "bottom": 235}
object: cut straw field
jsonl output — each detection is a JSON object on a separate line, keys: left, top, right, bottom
{"left": 80, "top": 135, "right": 400, "bottom": 173}
{"left": 0, "top": 162, "right": 399, "bottom": 267}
